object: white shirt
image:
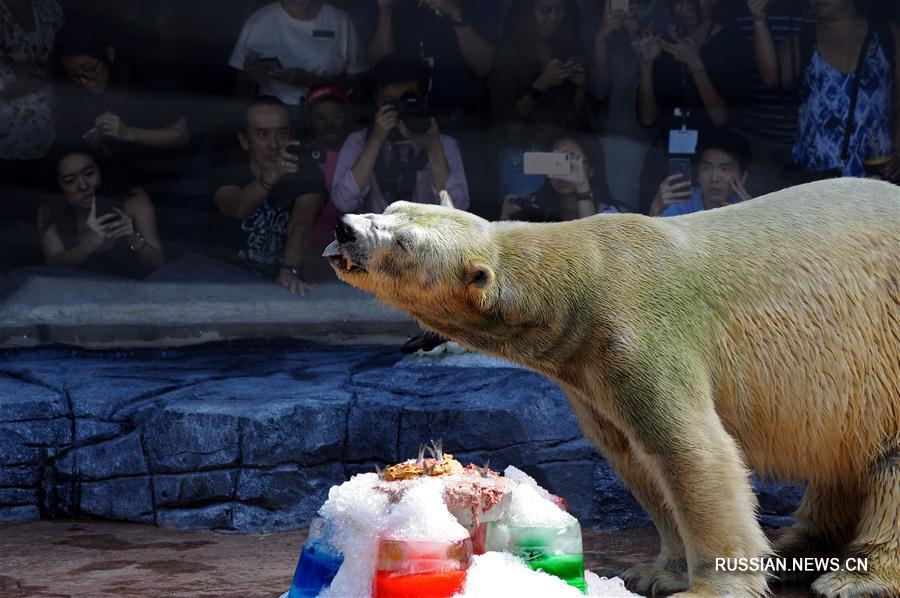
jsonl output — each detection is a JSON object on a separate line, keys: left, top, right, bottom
{"left": 228, "top": 2, "right": 367, "bottom": 106}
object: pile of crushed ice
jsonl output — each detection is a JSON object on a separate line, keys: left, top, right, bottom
{"left": 277, "top": 466, "right": 640, "bottom": 597}
{"left": 462, "top": 552, "right": 638, "bottom": 598}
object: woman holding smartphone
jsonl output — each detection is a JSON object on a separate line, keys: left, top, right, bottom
{"left": 500, "top": 131, "right": 620, "bottom": 221}
{"left": 37, "top": 143, "right": 166, "bottom": 278}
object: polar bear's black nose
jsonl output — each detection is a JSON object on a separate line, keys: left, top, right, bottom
{"left": 335, "top": 218, "right": 356, "bottom": 243}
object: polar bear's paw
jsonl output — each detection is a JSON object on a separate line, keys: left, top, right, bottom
{"left": 811, "top": 569, "right": 900, "bottom": 598}
{"left": 772, "top": 527, "right": 839, "bottom": 582}
{"left": 621, "top": 562, "right": 689, "bottom": 595}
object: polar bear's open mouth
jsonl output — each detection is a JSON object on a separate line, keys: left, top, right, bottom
{"left": 323, "top": 240, "right": 367, "bottom": 274}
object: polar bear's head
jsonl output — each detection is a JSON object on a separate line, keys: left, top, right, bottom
{"left": 324, "top": 198, "right": 501, "bottom": 332}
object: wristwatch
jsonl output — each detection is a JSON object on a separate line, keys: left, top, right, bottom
{"left": 128, "top": 232, "right": 146, "bottom": 252}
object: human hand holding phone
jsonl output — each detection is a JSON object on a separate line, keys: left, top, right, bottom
{"left": 93, "top": 184, "right": 121, "bottom": 219}
{"left": 668, "top": 158, "right": 692, "bottom": 187}
{"left": 549, "top": 153, "right": 590, "bottom": 192}
{"left": 523, "top": 151, "right": 571, "bottom": 176}
{"left": 563, "top": 57, "right": 587, "bottom": 87}
{"left": 651, "top": 173, "right": 693, "bottom": 216}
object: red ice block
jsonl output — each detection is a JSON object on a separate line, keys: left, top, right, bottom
{"left": 373, "top": 538, "right": 472, "bottom": 598}
{"left": 373, "top": 569, "right": 467, "bottom": 598}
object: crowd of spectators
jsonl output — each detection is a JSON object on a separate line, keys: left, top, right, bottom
{"left": 2, "top": 0, "right": 899, "bottom": 289}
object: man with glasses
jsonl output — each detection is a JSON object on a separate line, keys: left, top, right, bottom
{"left": 650, "top": 129, "right": 754, "bottom": 216}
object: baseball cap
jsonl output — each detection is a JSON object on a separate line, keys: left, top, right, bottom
{"left": 307, "top": 84, "right": 349, "bottom": 106}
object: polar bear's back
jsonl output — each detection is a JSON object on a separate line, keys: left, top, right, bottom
{"left": 657, "top": 179, "right": 899, "bottom": 483}
{"left": 675, "top": 178, "right": 898, "bottom": 251}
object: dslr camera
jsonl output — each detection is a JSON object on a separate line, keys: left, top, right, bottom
{"left": 387, "top": 92, "right": 432, "bottom": 137}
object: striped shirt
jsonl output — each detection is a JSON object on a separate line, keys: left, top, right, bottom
{"left": 733, "top": 4, "right": 816, "bottom": 145}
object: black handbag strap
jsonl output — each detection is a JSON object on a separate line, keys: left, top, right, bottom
{"left": 841, "top": 23, "right": 874, "bottom": 162}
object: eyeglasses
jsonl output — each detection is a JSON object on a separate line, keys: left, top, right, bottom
{"left": 69, "top": 61, "right": 103, "bottom": 84}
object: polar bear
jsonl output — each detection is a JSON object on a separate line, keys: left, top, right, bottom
{"left": 325, "top": 178, "right": 900, "bottom": 597}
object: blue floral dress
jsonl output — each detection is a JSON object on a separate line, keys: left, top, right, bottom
{"left": 793, "top": 32, "right": 894, "bottom": 177}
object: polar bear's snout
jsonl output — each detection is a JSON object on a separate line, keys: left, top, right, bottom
{"left": 324, "top": 215, "right": 372, "bottom": 275}
{"left": 335, "top": 217, "right": 356, "bottom": 244}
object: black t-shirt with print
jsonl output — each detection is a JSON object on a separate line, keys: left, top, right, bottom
{"left": 212, "top": 160, "right": 327, "bottom": 279}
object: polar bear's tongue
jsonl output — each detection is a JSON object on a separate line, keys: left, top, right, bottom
{"left": 322, "top": 240, "right": 342, "bottom": 257}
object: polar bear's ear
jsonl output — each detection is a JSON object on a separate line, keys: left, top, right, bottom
{"left": 439, "top": 190, "right": 455, "bottom": 209}
{"left": 465, "top": 263, "right": 495, "bottom": 291}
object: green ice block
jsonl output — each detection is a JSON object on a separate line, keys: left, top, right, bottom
{"left": 524, "top": 552, "right": 586, "bottom": 593}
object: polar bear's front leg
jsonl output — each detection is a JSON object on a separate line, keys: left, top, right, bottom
{"left": 563, "top": 387, "right": 689, "bottom": 595}
{"left": 618, "top": 388, "right": 772, "bottom": 597}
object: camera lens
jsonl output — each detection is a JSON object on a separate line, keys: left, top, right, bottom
{"left": 395, "top": 92, "right": 431, "bottom": 136}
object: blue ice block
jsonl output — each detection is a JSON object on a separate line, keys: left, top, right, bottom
{"left": 288, "top": 541, "right": 344, "bottom": 598}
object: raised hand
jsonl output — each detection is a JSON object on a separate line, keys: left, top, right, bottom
{"left": 636, "top": 31, "right": 662, "bottom": 65}
{"left": 597, "top": 0, "right": 626, "bottom": 41}
{"left": 660, "top": 33, "right": 703, "bottom": 71}
{"left": 499, "top": 194, "right": 523, "bottom": 220}
{"left": 397, "top": 118, "right": 441, "bottom": 150}
{"left": 242, "top": 52, "right": 261, "bottom": 83}
{"left": 653, "top": 174, "right": 693, "bottom": 214}
{"left": 373, "top": 104, "right": 401, "bottom": 142}
{"left": 549, "top": 153, "right": 590, "bottom": 193}
{"left": 565, "top": 59, "right": 587, "bottom": 88}
{"left": 729, "top": 177, "right": 753, "bottom": 202}
{"left": 747, "top": 0, "right": 769, "bottom": 20}
{"left": 84, "top": 202, "right": 114, "bottom": 251}
{"left": 94, "top": 112, "right": 131, "bottom": 141}
{"left": 261, "top": 143, "right": 302, "bottom": 188}
{"left": 624, "top": 9, "right": 641, "bottom": 39}
{"left": 535, "top": 59, "right": 570, "bottom": 91}
{"left": 268, "top": 66, "right": 317, "bottom": 87}
{"left": 420, "top": 0, "right": 462, "bottom": 20}
{"left": 105, "top": 207, "right": 136, "bottom": 240}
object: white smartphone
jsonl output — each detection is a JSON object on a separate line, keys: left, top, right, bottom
{"left": 523, "top": 152, "right": 571, "bottom": 176}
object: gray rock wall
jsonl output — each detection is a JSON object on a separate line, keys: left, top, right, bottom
{"left": 0, "top": 345, "right": 800, "bottom": 532}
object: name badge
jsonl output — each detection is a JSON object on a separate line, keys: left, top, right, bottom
{"left": 313, "top": 29, "right": 336, "bottom": 38}
{"left": 668, "top": 128, "right": 698, "bottom": 155}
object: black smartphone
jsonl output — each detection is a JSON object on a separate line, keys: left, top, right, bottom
{"left": 257, "top": 56, "right": 283, "bottom": 73}
{"left": 287, "top": 142, "right": 327, "bottom": 164}
{"left": 668, "top": 158, "right": 693, "bottom": 188}
{"left": 93, "top": 184, "right": 121, "bottom": 218}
